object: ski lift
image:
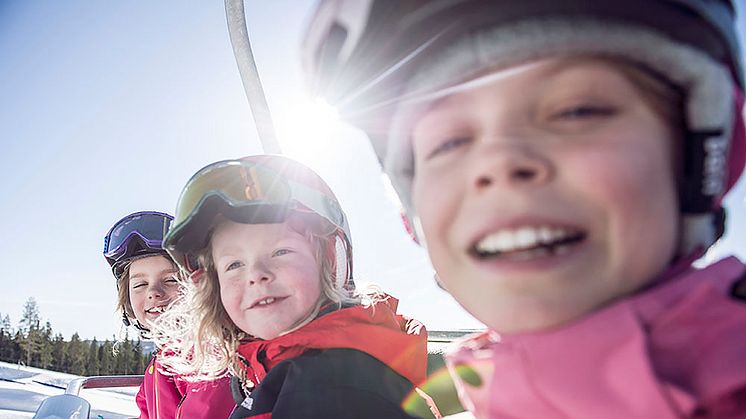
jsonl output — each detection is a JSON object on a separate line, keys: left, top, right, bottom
{"left": 33, "top": 376, "right": 143, "bottom": 419}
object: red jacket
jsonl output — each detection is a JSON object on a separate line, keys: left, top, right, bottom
{"left": 136, "top": 352, "right": 235, "bottom": 419}
{"left": 230, "top": 297, "right": 430, "bottom": 418}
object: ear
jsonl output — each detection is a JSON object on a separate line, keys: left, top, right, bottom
{"left": 190, "top": 268, "right": 206, "bottom": 284}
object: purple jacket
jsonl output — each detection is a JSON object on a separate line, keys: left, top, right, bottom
{"left": 136, "top": 353, "right": 235, "bottom": 419}
{"left": 445, "top": 256, "right": 746, "bottom": 418}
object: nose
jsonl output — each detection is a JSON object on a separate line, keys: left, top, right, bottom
{"left": 248, "top": 261, "right": 274, "bottom": 286}
{"left": 472, "top": 141, "right": 552, "bottom": 191}
{"left": 146, "top": 282, "right": 165, "bottom": 300}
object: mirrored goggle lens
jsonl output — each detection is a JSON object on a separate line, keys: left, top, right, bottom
{"left": 104, "top": 213, "right": 172, "bottom": 257}
{"left": 174, "top": 162, "right": 292, "bottom": 227}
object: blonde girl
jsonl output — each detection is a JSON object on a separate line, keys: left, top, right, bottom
{"left": 156, "top": 155, "right": 431, "bottom": 418}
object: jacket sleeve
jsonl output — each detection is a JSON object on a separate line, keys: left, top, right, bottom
{"left": 230, "top": 348, "right": 421, "bottom": 419}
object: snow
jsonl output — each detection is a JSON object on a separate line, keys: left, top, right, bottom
{"left": 0, "top": 361, "right": 139, "bottom": 418}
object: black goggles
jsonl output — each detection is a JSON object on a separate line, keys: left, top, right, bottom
{"left": 103, "top": 211, "right": 173, "bottom": 268}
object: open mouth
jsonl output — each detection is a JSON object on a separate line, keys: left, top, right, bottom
{"left": 249, "top": 296, "right": 288, "bottom": 309}
{"left": 144, "top": 305, "right": 168, "bottom": 315}
{"left": 470, "top": 225, "right": 586, "bottom": 261}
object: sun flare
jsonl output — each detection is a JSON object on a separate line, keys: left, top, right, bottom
{"left": 275, "top": 97, "right": 342, "bottom": 163}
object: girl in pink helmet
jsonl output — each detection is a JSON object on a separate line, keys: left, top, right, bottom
{"left": 104, "top": 211, "right": 234, "bottom": 418}
{"left": 303, "top": 0, "right": 746, "bottom": 417}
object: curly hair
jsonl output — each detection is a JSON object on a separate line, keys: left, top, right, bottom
{"left": 152, "top": 219, "right": 375, "bottom": 382}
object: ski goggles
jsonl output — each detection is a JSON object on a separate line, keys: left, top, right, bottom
{"left": 164, "top": 159, "right": 350, "bottom": 268}
{"left": 103, "top": 211, "right": 173, "bottom": 268}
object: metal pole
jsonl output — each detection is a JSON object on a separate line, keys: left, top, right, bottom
{"left": 225, "top": 0, "right": 282, "bottom": 154}
{"left": 65, "top": 375, "right": 144, "bottom": 395}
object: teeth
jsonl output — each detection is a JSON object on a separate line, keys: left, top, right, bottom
{"left": 515, "top": 228, "right": 537, "bottom": 248}
{"left": 146, "top": 306, "right": 166, "bottom": 314}
{"left": 257, "top": 297, "right": 276, "bottom": 306}
{"left": 475, "top": 226, "right": 579, "bottom": 254}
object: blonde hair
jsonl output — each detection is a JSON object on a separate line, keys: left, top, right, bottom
{"left": 115, "top": 265, "right": 136, "bottom": 321}
{"left": 153, "top": 219, "right": 378, "bottom": 382}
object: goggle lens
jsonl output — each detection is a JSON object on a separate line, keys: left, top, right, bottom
{"left": 104, "top": 213, "right": 172, "bottom": 259}
{"left": 174, "top": 162, "right": 292, "bottom": 228}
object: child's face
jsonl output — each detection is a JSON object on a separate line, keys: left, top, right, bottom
{"left": 410, "top": 58, "right": 679, "bottom": 333}
{"left": 211, "top": 220, "right": 323, "bottom": 340}
{"left": 128, "top": 255, "right": 180, "bottom": 327}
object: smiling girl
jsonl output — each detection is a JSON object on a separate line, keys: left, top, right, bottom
{"left": 304, "top": 1, "right": 746, "bottom": 417}
{"left": 104, "top": 211, "right": 234, "bottom": 418}
{"left": 154, "top": 155, "right": 430, "bottom": 418}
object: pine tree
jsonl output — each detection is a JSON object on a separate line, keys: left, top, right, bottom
{"left": 36, "top": 321, "right": 53, "bottom": 369}
{"left": 0, "top": 314, "right": 12, "bottom": 362}
{"left": 11, "top": 330, "right": 23, "bottom": 364}
{"left": 132, "top": 339, "right": 144, "bottom": 374}
{"left": 18, "top": 298, "right": 40, "bottom": 334}
{"left": 0, "top": 313, "right": 11, "bottom": 335}
{"left": 67, "top": 333, "right": 86, "bottom": 375}
{"left": 99, "top": 340, "right": 114, "bottom": 375}
{"left": 51, "top": 333, "right": 66, "bottom": 372}
{"left": 19, "top": 298, "right": 41, "bottom": 366}
{"left": 86, "top": 338, "right": 100, "bottom": 376}
{"left": 115, "top": 338, "right": 133, "bottom": 374}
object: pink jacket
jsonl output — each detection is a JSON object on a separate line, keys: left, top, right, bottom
{"left": 445, "top": 256, "right": 746, "bottom": 418}
{"left": 136, "top": 353, "right": 235, "bottom": 419}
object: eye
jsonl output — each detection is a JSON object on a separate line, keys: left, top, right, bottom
{"left": 426, "top": 136, "right": 472, "bottom": 160}
{"left": 272, "top": 248, "right": 293, "bottom": 257}
{"left": 552, "top": 104, "right": 615, "bottom": 120}
{"left": 225, "top": 261, "right": 244, "bottom": 272}
{"left": 131, "top": 282, "right": 147, "bottom": 290}
{"left": 165, "top": 275, "right": 179, "bottom": 284}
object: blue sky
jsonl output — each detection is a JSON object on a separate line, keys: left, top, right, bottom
{"left": 1, "top": 1, "right": 745, "bottom": 340}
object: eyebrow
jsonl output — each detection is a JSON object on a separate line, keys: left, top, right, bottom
{"left": 130, "top": 268, "right": 178, "bottom": 280}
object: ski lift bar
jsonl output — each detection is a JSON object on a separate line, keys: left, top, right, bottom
{"left": 225, "top": 0, "right": 282, "bottom": 154}
{"left": 33, "top": 375, "right": 144, "bottom": 418}
{"left": 65, "top": 375, "right": 144, "bottom": 396}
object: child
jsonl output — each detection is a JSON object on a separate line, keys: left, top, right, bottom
{"left": 153, "top": 155, "right": 431, "bottom": 418}
{"left": 303, "top": 1, "right": 746, "bottom": 417}
{"left": 104, "top": 211, "right": 234, "bottom": 418}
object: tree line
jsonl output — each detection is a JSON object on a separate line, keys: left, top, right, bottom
{"left": 0, "top": 297, "right": 151, "bottom": 376}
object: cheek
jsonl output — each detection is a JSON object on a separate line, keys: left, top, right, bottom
{"left": 218, "top": 279, "right": 243, "bottom": 314}
{"left": 128, "top": 292, "right": 147, "bottom": 322}
{"left": 560, "top": 112, "right": 675, "bottom": 208}
{"left": 298, "top": 273, "right": 323, "bottom": 304}
{"left": 164, "top": 285, "right": 181, "bottom": 300}
{"left": 412, "top": 171, "right": 459, "bottom": 239}
{"left": 564, "top": 131, "right": 678, "bottom": 271}
{"left": 128, "top": 291, "right": 144, "bottom": 309}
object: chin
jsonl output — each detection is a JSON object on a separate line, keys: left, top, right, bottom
{"left": 481, "top": 300, "right": 593, "bottom": 335}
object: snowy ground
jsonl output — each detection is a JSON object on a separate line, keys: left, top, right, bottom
{"left": 0, "top": 361, "right": 138, "bottom": 418}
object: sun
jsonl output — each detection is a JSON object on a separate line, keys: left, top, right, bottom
{"left": 274, "top": 97, "right": 342, "bottom": 164}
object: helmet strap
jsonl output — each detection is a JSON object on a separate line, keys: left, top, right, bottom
{"left": 681, "top": 129, "right": 728, "bottom": 214}
{"left": 121, "top": 310, "right": 150, "bottom": 334}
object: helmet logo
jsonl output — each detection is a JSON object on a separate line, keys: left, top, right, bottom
{"left": 702, "top": 134, "right": 728, "bottom": 196}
